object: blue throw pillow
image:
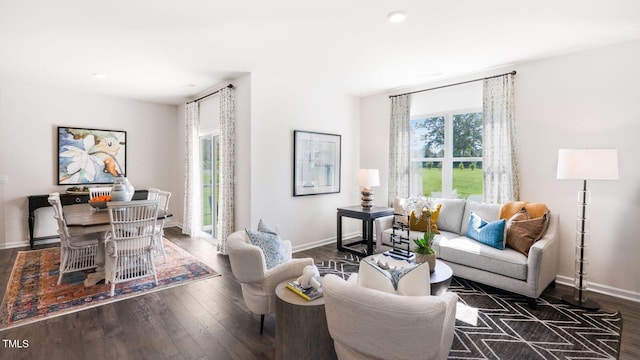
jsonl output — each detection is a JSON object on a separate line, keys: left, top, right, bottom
{"left": 466, "top": 211, "right": 506, "bottom": 250}
{"left": 245, "top": 229, "right": 288, "bottom": 269}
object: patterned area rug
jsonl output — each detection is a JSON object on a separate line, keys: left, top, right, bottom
{"left": 316, "top": 257, "right": 622, "bottom": 360}
{"left": 315, "top": 253, "right": 360, "bottom": 280}
{"left": 449, "top": 277, "right": 621, "bottom": 360}
{"left": 0, "top": 239, "right": 220, "bottom": 331}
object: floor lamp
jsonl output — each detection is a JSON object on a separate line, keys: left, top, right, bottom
{"left": 557, "top": 149, "right": 619, "bottom": 310}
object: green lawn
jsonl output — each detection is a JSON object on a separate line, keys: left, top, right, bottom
{"left": 421, "top": 168, "right": 483, "bottom": 199}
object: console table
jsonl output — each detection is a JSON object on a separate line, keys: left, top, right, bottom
{"left": 336, "top": 205, "right": 394, "bottom": 257}
{"left": 27, "top": 190, "right": 148, "bottom": 248}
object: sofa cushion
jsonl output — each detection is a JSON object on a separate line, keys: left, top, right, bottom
{"left": 460, "top": 201, "right": 501, "bottom": 235}
{"left": 439, "top": 236, "right": 528, "bottom": 280}
{"left": 506, "top": 210, "right": 551, "bottom": 256}
{"left": 465, "top": 212, "right": 506, "bottom": 250}
{"left": 358, "top": 258, "right": 430, "bottom": 296}
{"left": 380, "top": 228, "right": 459, "bottom": 255}
{"left": 409, "top": 204, "right": 442, "bottom": 233}
{"left": 432, "top": 198, "right": 467, "bottom": 234}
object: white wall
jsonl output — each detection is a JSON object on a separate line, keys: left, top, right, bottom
{"left": 360, "top": 39, "right": 640, "bottom": 300}
{"left": 0, "top": 79, "right": 181, "bottom": 248}
{"left": 247, "top": 73, "right": 361, "bottom": 249}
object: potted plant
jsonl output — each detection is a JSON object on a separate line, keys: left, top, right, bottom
{"left": 413, "top": 207, "right": 437, "bottom": 272}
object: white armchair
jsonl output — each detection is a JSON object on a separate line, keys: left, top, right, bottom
{"left": 323, "top": 274, "right": 458, "bottom": 360}
{"left": 227, "top": 230, "right": 314, "bottom": 334}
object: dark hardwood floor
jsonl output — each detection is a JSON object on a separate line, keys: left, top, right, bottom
{"left": 0, "top": 228, "right": 638, "bottom": 359}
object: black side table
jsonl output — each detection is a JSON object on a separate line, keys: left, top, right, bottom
{"left": 336, "top": 205, "right": 394, "bottom": 257}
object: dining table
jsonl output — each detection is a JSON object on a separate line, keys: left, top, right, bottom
{"left": 64, "top": 203, "right": 173, "bottom": 287}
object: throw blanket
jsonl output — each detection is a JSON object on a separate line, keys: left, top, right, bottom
{"left": 499, "top": 201, "right": 548, "bottom": 219}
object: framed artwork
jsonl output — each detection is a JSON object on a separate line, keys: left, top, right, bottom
{"left": 293, "top": 130, "right": 341, "bottom": 196}
{"left": 57, "top": 126, "right": 127, "bottom": 185}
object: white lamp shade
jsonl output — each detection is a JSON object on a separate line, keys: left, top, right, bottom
{"left": 357, "top": 169, "right": 380, "bottom": 187}
{"left": 557, "top": 149, "right": 619, "bottom": 180}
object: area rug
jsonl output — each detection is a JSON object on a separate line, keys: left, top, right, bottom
{"left": 0, "top": 240, "right": 220, "bottom": 331}
{"left": 317, "top": 258, "right": 622, "bottom": 360}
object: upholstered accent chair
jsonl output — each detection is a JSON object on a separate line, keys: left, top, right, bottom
{"left": 227, "top": 230, "right": 313, "bottom": 334}
{"left": 323, "top": 274, "right": 458, "bottom": 360}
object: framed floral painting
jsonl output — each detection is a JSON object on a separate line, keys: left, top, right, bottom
{"left": 57, "top": 126, "right": 127, "bottom": 185}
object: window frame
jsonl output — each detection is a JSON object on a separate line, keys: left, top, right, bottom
{"left": 410, "top": 107, "right": 483, "bottom": 198}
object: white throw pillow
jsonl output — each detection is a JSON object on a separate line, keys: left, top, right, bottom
{"left": 357, "top": 258, "right": 430, "bottom": 296}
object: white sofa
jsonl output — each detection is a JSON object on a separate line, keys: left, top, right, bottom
{"left": 374, "top": 198, "right": 559, "bottom": 307}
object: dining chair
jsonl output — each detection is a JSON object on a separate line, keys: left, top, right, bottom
{"left": 105, "top": 200, "right": 160, "bottom": 296}
{"left": 48, "top": 192, "right": 99, "bottom": 285}
{"left": 89, "top": 187, "right": 112, "bottom": 200}
{"left": 147, "top": 188, "right": 172, "bottom": 262}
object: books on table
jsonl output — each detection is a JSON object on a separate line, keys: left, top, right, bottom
{"left": 285, "top": 281, "right": 323, "bottom": 301}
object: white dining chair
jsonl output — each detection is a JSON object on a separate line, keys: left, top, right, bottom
{"left": 104, "top": 200, "right": 159, "bottom": 296}
{"left": 147, "top": 188, "right": 172, "bottom": 262}
{"left": 89, "top": 187, "right": 112, "bottom": 200}
{"left": 48, "top": 192, "right": 100, "bottom": 285}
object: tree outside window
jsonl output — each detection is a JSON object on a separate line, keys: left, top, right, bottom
{"left": 410, "top": 110, "right": 483, "bottom": 199}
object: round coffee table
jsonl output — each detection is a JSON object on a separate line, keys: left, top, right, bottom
{"left": 429, "top": 260, "right": 453, "bottom": 296}
{"left": 365, "top": 255, "right": 453, "bottom": 296}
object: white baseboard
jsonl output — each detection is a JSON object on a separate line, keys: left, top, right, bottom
{"left": 291, "top": 231, "right": 360, "bottom": 253}
{"left": 555, "top": 275, "right": 640, "bottom": 303}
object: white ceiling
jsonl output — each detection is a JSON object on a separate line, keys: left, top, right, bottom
{"left": 1, "top": 0, "right": 639, "bottom": 105}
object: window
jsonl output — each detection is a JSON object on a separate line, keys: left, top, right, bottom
{"left": 410, "top": 110, "right": 483, "bottom": 200}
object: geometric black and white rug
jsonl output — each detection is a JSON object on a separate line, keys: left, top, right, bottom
{"left": 316, "top": 257, "right": 622, "bottom": 360}
{"left": 449, "top": 277, "right": 621, "bottom": 360}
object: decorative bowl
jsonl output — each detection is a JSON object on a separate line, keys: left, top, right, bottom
{"left": 88, "top": 201, "right": 108, "bottom": 210}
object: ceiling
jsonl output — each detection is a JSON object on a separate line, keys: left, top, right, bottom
{"left": 1, "top": 0, "right": 639, "bottom": 105}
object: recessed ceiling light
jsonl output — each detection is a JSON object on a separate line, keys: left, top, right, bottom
{"left": 92, "top": 72, "right": 108, "bottom": 79}
{"left": 387, "top": 11, "right": 408, "bottom": 23}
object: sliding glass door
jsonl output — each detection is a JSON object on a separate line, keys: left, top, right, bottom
{"left": 200, "top": 133, "right": 220, "bottom": 237}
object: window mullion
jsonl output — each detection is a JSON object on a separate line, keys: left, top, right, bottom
{"left": 442, "top": 113, "right": 453, "bottom": 196}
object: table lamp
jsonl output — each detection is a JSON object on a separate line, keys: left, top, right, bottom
{"left": 557, "top": 148, "right": 619, "bottom": 310}
{"left": 357, "top": 169, "right": 380, "bottom": 209}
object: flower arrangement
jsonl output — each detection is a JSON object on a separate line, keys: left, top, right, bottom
{"left": 412, "top": 206, "right": 436, "bottom": 255}
{"left": 403, "top": 196, "right": 434, "bottom": 222}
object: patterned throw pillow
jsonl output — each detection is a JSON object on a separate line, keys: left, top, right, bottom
{"left": 257, "top": 219, "right": 278, "bottom": 234}
{"left": 358, "top": 258, "right": 430, "bottom": 296}
{"left": 245, "top": 228, "right": 288, "bottom": 269}
{"left": 409, "top": 204, "right": 442, "bottom": 233}
{"left": 466, "top": 211, "right": 506, "bottom": 250}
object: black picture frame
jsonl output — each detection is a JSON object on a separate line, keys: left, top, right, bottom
{"left": 57, "top": 126, "right": 127, "bottom": 185}
{"left": 293, "top": 130, "right": 341, "bottom": 196}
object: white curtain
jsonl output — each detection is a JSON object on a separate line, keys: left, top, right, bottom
{"left": 183, "top": 102, "right": 202, "bottom": 236}
{"left": 482, "top": 74, "right": 520, "bottom": 203}
{"left": 216, "top": 86, "right": 236, "bottom": 255}
{"left": 388, "top": 94, "right": 411, "bottom": 206}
